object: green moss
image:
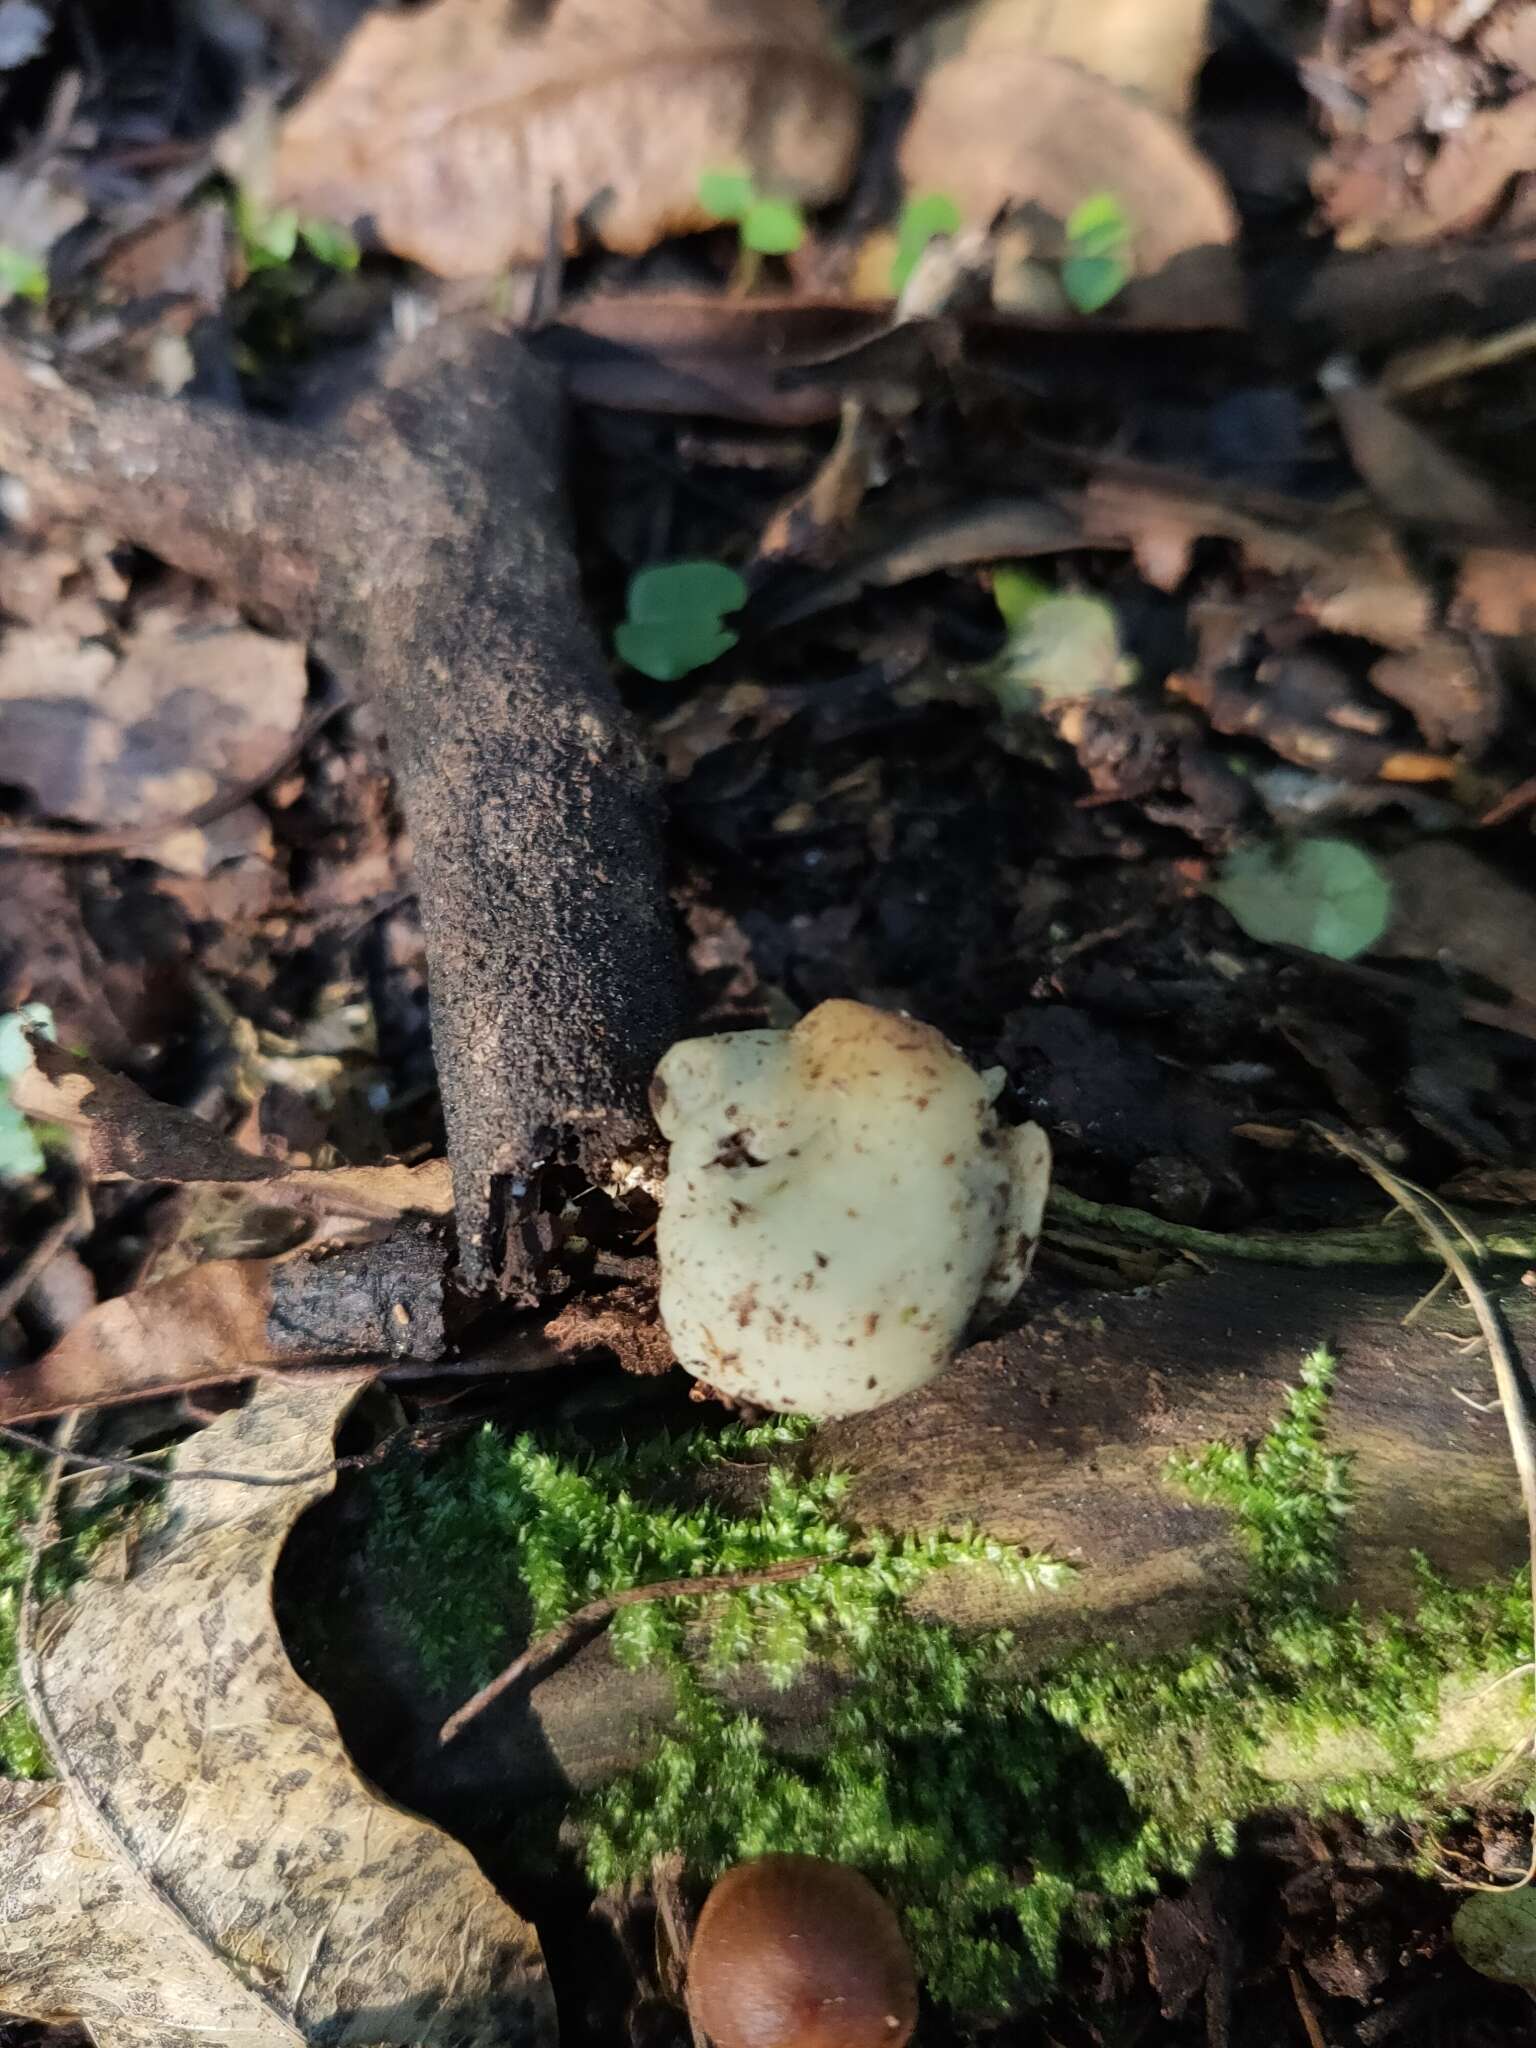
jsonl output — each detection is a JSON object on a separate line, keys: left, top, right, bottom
{"left": 1167, "top": 1344, "right": 1352, "bottom": 1591}
{"left": 366, "top": 1415, "right": 1069, "bottom": 1695}
{"left": 363, "top": 1362, "right": 1534, "bottom": 2015}
{"left": 0, "top": 1445, "right": 131, "bottom": 1778}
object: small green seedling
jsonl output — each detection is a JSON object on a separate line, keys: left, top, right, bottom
{"left": 234, "top": 190, "right": 360, "bottom": 275}
{"left": 1061, "top": 192, "right": 1132, "bottom": 316}
{"left": 891, "top": 190, "right": 961, "bottom": 294}
{"left": 1208, "top": 837, "right": 1392, "bottom": 962}
{"left": 697, "top": 168, "right": 806, "bottom": 257}
{"left": 614, "top": 561, "right": 748, "bottom": 682}
{"left": 991, "top": 567, "right": 1134, "bottom": 709}
{"left": 1453, "top": 1889, "right": 1536, "bottom": 1989}
{"left": 0, "top": 244, "right": 47, "bottom": 305}
{"left": 0, "top": 1002, "right": 53, "bottom": 1180}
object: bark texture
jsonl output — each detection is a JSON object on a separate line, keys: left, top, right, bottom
{"left": 0, "top": 329, "right": 685, "bottom": 1286}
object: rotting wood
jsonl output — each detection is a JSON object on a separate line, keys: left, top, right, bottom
{"left": 310, "top": 1258, "right": 1536, "bottom": 1825}
{"left": 0, "top": 325, "right": 686, "bottom": 1290}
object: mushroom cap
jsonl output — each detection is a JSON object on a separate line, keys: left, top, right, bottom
{"left": 688, "top": 1854, "right": 918, "bottom": 2048}
{"left": 653, "top": 1000, "right": 1016, "bottom": 1417}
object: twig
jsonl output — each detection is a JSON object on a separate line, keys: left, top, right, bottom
{"left": 0, "top": 1418, "right": 409, "bottom": 1489}
{"left": 1045, "top": 1186, "right": 1536, "bottom": 1267}
{"left": 1287, "top": 1965, "right": 1329, "bottom": 2048}
{"left": 440, "top": 1555, "right": 837, "bottom": 1744}
{"left": 1313, "top": 1123, "right": 1536, "bottom": 1890}
{"left": 0, "top": 1206, "right": 80, "bottom": 1326}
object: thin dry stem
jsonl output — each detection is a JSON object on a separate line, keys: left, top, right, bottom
{"left": 439, "top": 1554, "right": 840, "bottom": 1744}
{"left": 1315, "top": 1122, "right": 1536, "bottom": 1891}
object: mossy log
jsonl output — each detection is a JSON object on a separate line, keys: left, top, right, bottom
{"left": 343, "top": 1255, "right": 1534, "bottom": 1834}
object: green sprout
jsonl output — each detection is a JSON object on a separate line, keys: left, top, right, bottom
{"left": 614, "top": 560, "right": 748, "bottom": 682}
{"left": 0, "top": 1003, "right": 53, "bottom": 1181}
{"left": 989, "top": 568, "right": 1135, "bottom": 709}
{"left": 698, "top": 168, "right": 806, "bottom": 257}
{"left": 1061, "top": 192, "right": 1132, "bottom": 316}
{"left": 0, "top": 244, "right": 47, "bottom": 305}
{"left": 890, "top": 190, "right": 961, "bottom": 294}
{"left": 234, "top": 190, "right": 360, "bottom": 276}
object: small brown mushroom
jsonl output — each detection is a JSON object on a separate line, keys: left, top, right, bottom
{"left": 687, "top": 1854, "right": 919, "bottom": 2048}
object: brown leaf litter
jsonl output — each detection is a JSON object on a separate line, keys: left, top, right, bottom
{"left": 13, "top": 1037, "right": 453, "bottom": 1221}
{"left": 1313, "top": 0, "right": 1536, "bottom": 247}
{"left": 901, "top": 0, "right": 1213, "bottom": 122}
{"left": 270, "top": 0, "right": 861, "bottom": 276}
{"left": 0, "top": 1375, "right": 555, "bottom": 2047}
{"left": 0, "top": 572, "right": 307, "bottom": 871}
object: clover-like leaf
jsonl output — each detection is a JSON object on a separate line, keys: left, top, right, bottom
{"left": 741, "top": 196, "right": 805, "bottom": 254}
{"left": 0, "top": 1001, "right": 54, "bottom": 1181}
{"left": 615, "top": 560, "right": 748, "bottom": 682}
{"left": 1209, "top": 838, "right": 1392, "bottom": 962}
{"left": 697, "top": 167, "right": 758, "bottom": 222}
{"left": 1065, "top": 191, "right": 1132, "bottom": 258}
{"left": 1062, "top": 191, "right": 1131, "bottom": 314}
{"left": 298, "top": 216, "right": 361, "bottom": 270}
{"left": 0, "top": 242, "right": 47, "bottom": 303}
{"left": 891, "top": 190, "right": 961, "bottom": 293}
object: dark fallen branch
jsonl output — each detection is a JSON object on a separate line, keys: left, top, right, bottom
{"left": 0, "top": 324, "right": 684, "bottom": 1290}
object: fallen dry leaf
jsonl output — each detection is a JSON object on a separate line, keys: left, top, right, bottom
{"left": 0, "top": 1375, "right": 554, "bottom": 2047}
{"left": 0, "top": 1230, "right": 448, "bottom": 1424}
{"left": 1080, "top": 475, "right": 1433, "bottom": 650}
{"left": 1453, "top": 545, "right": 1536, "bottom": 633}
{"left": 906, "top": 0, "right": 1212, "bottom": 120}
{"left": 1369, "top": 636, "right": 1502, "bottom": 754}
{"left": 1314, "top": 10, "right": 1536, "bottom": 248}
{"left": 1480, "top": 5, "right": 1536, "bottom": 79}
{"left": 1377, "top": 840, "right": 1536, "bottom": 1011}
{"left": 900, "top": 49, "right": 1239, "bottom": 325}
{"left": 12, "top": 1037, "right": 454, "bottom": 1222}
{"left": 1416, "top": 92, "right": 1536, "bottom": 239}
{"left": 271, "top": 0, "right": 859, "bottom": 277}
{"left": 1325, "top": 369, "right": 1531, "bottom": 543}
{"left": 0, "top": 598, "right": 307, "bottom": 831}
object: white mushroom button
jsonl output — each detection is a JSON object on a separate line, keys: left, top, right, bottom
{"left": 651, "top": 999, "right": 1051, "bottom": 1418}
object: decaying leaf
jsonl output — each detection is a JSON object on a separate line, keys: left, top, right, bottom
{"left": 899, "top": 49, "right": 1239, "bottom": 325}
{"left": 905, "top": 0, "right": 1212, "bottom": 121}
{"left": 0, "top": 598, "right": 307, "bottom": 832}
{"left": 1454, "top": 545, "right": 1536, "bottom": 634}
{"left": 1324, "top": 366, "right": 1531, "bottom": 544}
{"left": 1452, "top": 1886, "right": 1536, "bottom": 1990}
{"left": 1376, "top": 840, "right": 1536, "bottom": 1012}
{"left": 0, "top": 1230, "right": 448, "bottom": 1424}
{"left": 1368, "top": 637, "right": 1501, "bottom": 755}
{"left": 271, "top": 0, "right": 860, "bottom": 277}
{"left": 1080, "top": 476, "right": 1433, "bottom": 651}
{"left": 11, "top": 1037, "right": 453, "bottom": 1222}
{"left": 0, "top": 1376, "right": 555, "bottom": 2047}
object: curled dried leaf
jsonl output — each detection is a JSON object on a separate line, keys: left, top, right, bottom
{"left": 272, "top": 0, "right": 860, "bottom": 276}
{"left": 0, "top": 1377, "right": 554, "bottom": 2047}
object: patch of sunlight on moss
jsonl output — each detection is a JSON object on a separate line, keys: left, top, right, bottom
{"left": 362, "top": 1356, "right": 1534, "bottom": 2015}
